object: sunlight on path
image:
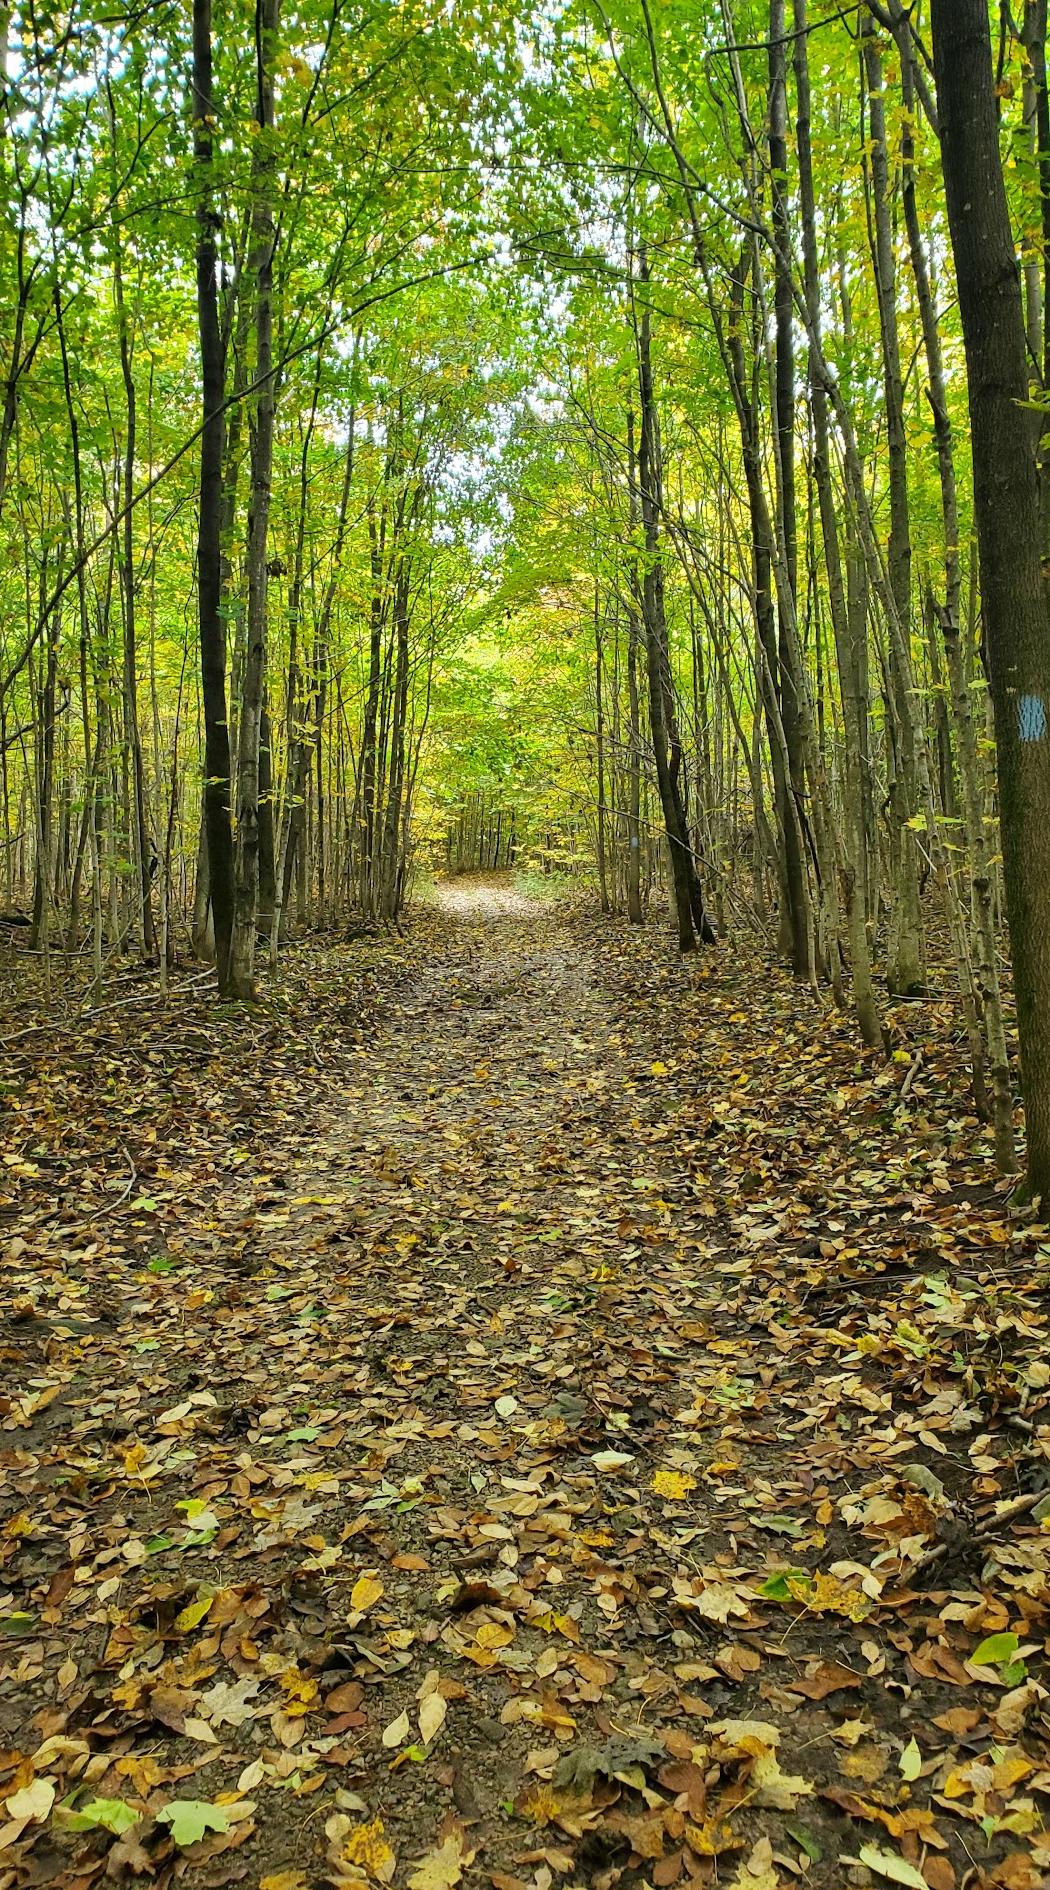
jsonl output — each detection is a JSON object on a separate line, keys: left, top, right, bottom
{"left": 430, "top": 872, "right": 540, "bottom": 920}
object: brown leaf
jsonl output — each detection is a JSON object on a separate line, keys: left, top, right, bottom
{"left": 786, "top": 1659, "right": 862, "bottom": 1700}
{"left": 148, "top": 1685, "right": 197, "bottom": 1733}
{"left": 657, "top": 1761, "right": 706, "bottom": 1819}
{"left": 908, "top": 1643, "right": 972, "bottom": 1688}
{"left": 324, "top": 1681, "right": 364, "bottom": 1714}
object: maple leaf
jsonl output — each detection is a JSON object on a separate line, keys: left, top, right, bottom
{"left": 59, "top": 1797, "right": 141, "bottom": 1836}
{"left": 653, "top": 1469, "right": 697, "bottom": 1500}
{"left": 157, "top": 1799, "right": 230, "bottom": 1846}
{"left": 713, "top": 1719, "right": 813, "bottom": 1809}
{"left": 407, "top": 1834, "right": 465, "bottom": 1890}
{"left": 199, "top": 1676, "right": 261, "bottom": 1727}
{"left": 326, "top": 1814, "right": 396, "bottom": 1887}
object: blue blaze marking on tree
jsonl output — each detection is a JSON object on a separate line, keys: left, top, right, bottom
{"left": 1018, "top": 694, "right": 1048, "bottom": 743}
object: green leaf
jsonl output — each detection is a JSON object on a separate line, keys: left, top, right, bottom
{"left": 758, "top": 1567, "right": 808, "bottom": 1600}
{"left": 0, "top": 1611, "right": 37, "bottom": 1635}
{"left": 63, "top": 1796, "right": 141, "bottom": 1836}
{"left": 970, "top": 1631, "right": 1019, "bottom": 1667}
{"left": 857, "top": 1844, "right": 928, "bottom": 1887}
{"left": 786, "top": 1823, "right": 822, "bottom": 1864}
{"left": 157, "top": 1799, "right": 231, "bottom": 1846}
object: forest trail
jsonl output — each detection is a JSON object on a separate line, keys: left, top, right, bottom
{"left": 2, "top": 886, "right": 1049, "bottom": 1890}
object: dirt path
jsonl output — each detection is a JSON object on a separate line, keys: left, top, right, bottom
{"left": 1, "top": 883, "right": 1047, "bottom": 1890}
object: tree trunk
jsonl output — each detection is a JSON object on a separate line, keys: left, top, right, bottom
{"left": 794, "top": 0, "right": 882, "bottom": 1045}
{"left": 769, "top": 0, "right": 811, "bottom": 980}
{"left": 192, "top": 0, "right": 235, "bottom": 994}
{"left": 594, "top": 582, "right": 610, "bottom": 914}
{"left": 230, "top": 0, "right": 280, "bottom": 999}
{"left": 635, "top": 257, "right": 706, "bottom": 952}
{"left": 863, "top": 17, "right": 925, "bottom": 995}
{"left": 932, "top": 0, "right": 1050, "bottom": 1199}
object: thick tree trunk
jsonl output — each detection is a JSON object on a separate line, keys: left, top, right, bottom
{"left": 932, "top": 0, "right": 1050, "bottom": 1200}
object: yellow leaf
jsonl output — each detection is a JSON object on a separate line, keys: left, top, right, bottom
{"left": 326, "top": 1815, "right": 396, "bottom": 1885}
{"left": 898, "top": 1737, "right": 921, "bottom": 1782}
{"left": 6, "top": 1778, "right": 55, "bottom": 1824}
{"left": 418, "top": 1694, "right": 447, "bottom": 1744}
{"left": 788, "top": 1572, "right": 872, "bottom": 1620}
{"left": 728, "top": 1836, "right": 779, "bottom": 1889}
{"left": 351, "top": 1574, "right": 384, "bottom": 1613}
{"left": 381, "top": 1708, "right": 410, "bottom": 1748}
{"left": 520, "top": 1785, "right": 560, "bottom": 1825}
{"left": 475, "top": 1622, "right": 513, "bottom": 1648}
{"left": 175, "top": 1595, "right": 214, "bottom": 1632}
{"left": 407, "top": 1835, "right": 464, "bottom": 1890}
{"left": 653, "top": 1469, "right": 697, "bottom": 1501}
{"left": 685, "top": 1816, "right": 743, "bottom": 1856}
{"left": 279, "top": 1669, "right": 319, "bottom": 1717}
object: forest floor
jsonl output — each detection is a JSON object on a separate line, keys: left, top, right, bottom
{"left": 1, "top": 878, "right": 1049, "bottom": 1890}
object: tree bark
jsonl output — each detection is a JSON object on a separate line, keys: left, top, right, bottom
{"left": 634, "top": 255, "right": 713, "bottom": 951}
{"left": 862, "top": 16, "right": 925, "bottom": 995}
{"left": 932, "top": 0, "right": 1050, "bottom": 1199}
{"left": 768, "top": 0, "right": 811, "bottom": 980}
{"left": 192, "top": 0, "right": 235, "bottom": 995}
{"left": 230, "top": 0, "right": 280, "bottom": 998}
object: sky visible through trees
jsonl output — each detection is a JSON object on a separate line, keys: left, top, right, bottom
{"left": 2, "top": 4, "right": 1050, "bottom": 1888}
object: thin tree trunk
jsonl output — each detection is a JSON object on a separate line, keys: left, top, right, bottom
{"left": 230, "top": 0, "right": 280, "bottom": 998}
{"left": 192, "top": 0, "right": 235, "bottom": 994}
{"left": 862, "top": 16, "right": 924, "bottom": 995}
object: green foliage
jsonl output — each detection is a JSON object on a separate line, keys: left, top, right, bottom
{"left": 156, "top": 1800, "right": 231, "bottom": 1846}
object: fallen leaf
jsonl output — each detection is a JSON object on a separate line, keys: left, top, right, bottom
{"left": 5, "top": 1778, "right": 55, "bottom": 1825}
{"left": 407, "top": 1834, "right": 464, "bottom": 1890}
{"left": 418, "top": 1694, "right": 447, "bottom": 1744}
{"left": 857, "top": 1844, "right": 930, "bottom": 1888}
{"left": 382, "top": 1709, "right": 411, "bottom": 1749}
{"left": 157, "top": 1799, "right": 231, "bottom": 1846}
{"left": 351, "top": 1574, "right": 385, "bottom": 1613}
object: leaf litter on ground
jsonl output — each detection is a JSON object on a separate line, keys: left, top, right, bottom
{"left": 1, "top": 878, "right": 1048, "bottom": 1890}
